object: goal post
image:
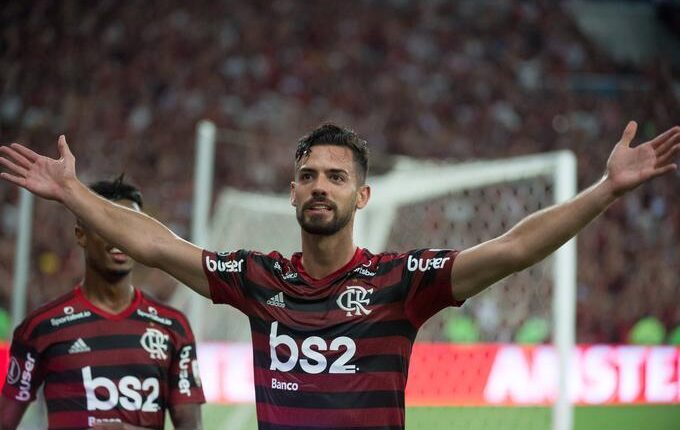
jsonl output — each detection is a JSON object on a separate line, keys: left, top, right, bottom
{"left": 190, "top": 120, "right": 578, "bottom": 430}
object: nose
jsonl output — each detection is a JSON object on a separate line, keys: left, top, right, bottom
{"left": 312, "top": 179, "right": 328, "bottom": 198}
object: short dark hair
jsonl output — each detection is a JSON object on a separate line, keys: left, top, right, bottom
{"left": 89, "top": 174, "right": 143, "bottom": 209}
{"left": 295, "top": 123, "right": 369, "bottom": 184}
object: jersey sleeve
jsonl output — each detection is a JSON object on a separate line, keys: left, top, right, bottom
{"left": 401, "top": 248, "right": 464, "bottom": 328}
{"left": 2, "top": 323, "right": 44, "bottom": 403}
{"left": 202, "top": 249, "right": 251, "bottom": 311}
{"left": 168, "top": 319, "right": 205, "bottom": 406}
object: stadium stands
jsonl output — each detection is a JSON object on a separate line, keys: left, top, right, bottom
{"left": 0, "top": 0, "right": 678, "bottom": 343}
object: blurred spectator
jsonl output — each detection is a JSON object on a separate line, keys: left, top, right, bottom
{"left": 627, "top": 316, "right": 666, "bottom": 345}
{"left": 0, "top": 0, "right": 678, "bottom": 343}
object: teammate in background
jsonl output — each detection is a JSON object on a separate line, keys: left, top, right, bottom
{"left": 1, "top": 121, "right": 679, "bottom": 429}
{"left": 0, "top": 176, "right": 204, "bottom": 430}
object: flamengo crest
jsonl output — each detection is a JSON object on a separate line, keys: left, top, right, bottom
{"left": 337, "top": 285, "right": 373, "bottom": 317}
{"left": 140, "top": 328, "right": 169, "bottom": 360}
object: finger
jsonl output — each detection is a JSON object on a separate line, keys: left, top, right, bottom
{"left": 0, "top": 154, "right": 29, "bottom": 177}
{"left": 649, "top": 163, "right": 677, "bottom": 180}
{"left": 620, "top": 121, "right": 637, "bottom": 147}
{"left": 10, "top": 142, "right": 41, "bottom": 162}
{"left": 655, "top": 143, "right": 680, "bottom": 167}
{"left": 650, "top": 125, "right": 680, "bottom": 149}
{"left": 0, "top": 144, "right": 32, "bottom": 169}
{"left": 0, "top": 171, "right": 27, "bottom": 187}
{"left": 654, "top": 131, "right": 680, "bottom": 158}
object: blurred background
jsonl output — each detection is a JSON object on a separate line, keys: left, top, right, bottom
{"left": 1, "top": 0, "right": 679, "bottom": 429}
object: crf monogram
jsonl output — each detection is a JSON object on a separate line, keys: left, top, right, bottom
{"left": 337, "top": 285, "right": 373, "bottom": 316}
{"left": 140, "top": 328, "right": 169, "bottom": 360}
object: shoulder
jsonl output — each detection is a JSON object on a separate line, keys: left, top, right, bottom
{"left": 369, "top": 248, "right": 459, "bottom": 270}
{"left": 13, "top": 290, "right": 79, "bottom": 340}
{"left": 204, "top": 249, "right": 287, "bottom": 269}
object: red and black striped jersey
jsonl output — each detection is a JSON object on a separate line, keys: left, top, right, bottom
{"left": 203, "top": 247, "right": 462, "bottom": 430}
{"left": 1, "top": 286, "right": 204, "bottom": 429}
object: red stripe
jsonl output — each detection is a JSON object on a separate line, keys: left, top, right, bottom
{"left": 256, "top": 404, "right": 404, "bottom": 427}
{"left": 46, "top": 410, "right": 163, "bottom": 428}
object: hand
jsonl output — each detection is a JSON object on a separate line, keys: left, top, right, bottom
{"left": 605, "top": 122, "right": 680, "bottom": 197}
{"left": 0, "top": 135, "right": 77, "bottom": 203}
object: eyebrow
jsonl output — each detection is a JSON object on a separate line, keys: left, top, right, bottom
{"left": 297, "top": 167, "right": 349, "bottom": 175}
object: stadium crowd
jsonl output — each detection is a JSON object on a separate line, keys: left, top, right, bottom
{"left": 1, "top": 0, "right": 678, "bottom": 343}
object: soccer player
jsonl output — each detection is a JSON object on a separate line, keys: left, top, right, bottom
{"left": 1, "top": 121, "right": 679, "bottom": 429}
{"left": 0, "top": 176, "right": 204, "bottom": 430}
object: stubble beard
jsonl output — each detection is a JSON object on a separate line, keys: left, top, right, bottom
{"left": 296, "top": 205, "right": 353, "bottom": 236}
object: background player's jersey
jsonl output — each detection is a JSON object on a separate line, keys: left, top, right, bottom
{"left": 203, "top": 247, "right": 462, "bottom": 430}
{"left": 2, "top": 287, "right": 204, "bottom": 429}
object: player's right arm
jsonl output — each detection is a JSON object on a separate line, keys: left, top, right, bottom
{"left": 0, "top": 136, "right": 210, "bottom": 298}
{"left": 0, "top": 396, "right": 29, "bottom": 430}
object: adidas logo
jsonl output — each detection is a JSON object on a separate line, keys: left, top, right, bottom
{"left": 266, "top": 292, "right": 286, "bottom": 308}
{"left": 68, "top": 338, "right": 91, "bottom": 354}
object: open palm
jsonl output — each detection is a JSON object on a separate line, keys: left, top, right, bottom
{"left": 0, "top": 135, "right": 77, "bottom": 203}
{"left": 605, "top": 122, "right": 680, "bottom": 197}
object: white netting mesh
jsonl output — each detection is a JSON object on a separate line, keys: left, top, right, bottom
{"left": 383, "top": 178, "right": 555, "bottom": 344}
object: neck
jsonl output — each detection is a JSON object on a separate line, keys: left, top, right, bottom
{"left": 81, "top": 268, "right": 135, "bottom": 314}
{"left": 300, "top": 224, "right": 357, "bottom": 279}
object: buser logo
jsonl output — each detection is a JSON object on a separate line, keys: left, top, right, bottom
{"left": 205, "top": 256, "right": 244, "bottom": 273}
{"left": 407, "top": 255, "right": 450, "bottom": 272}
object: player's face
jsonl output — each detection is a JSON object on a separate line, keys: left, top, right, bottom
{"left": 75, "top": 199, "right": 140, "bottom": 281}
{"left": 291, "top": 145, "right": 370, "bottom": 236}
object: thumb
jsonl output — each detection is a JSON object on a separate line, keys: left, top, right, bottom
{"left": 57, "top": 135, "right": 73, "bottom": 159}
{"left": 620, "top": 121, "right": 637, "bottom": 147}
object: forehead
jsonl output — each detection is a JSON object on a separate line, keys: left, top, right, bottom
{"left": 296, "top": 145, "right": 355, "bottom": 173}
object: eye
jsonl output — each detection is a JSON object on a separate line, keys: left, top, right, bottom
{"left": 330, "top": 174, "right": 345, "bottom": 183}
{"left": 299, "top": 172, "right": 313, "bottom": 181}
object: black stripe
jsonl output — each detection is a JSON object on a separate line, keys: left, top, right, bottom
{"left": 42, "top": 335, "right": 177, "bottom": 359}
{"left": 257, "top": 424, "right": 403, "bottom": 430}
{"left": 31, "top": 312, "right": 102, "bottom": 339}
{"left": 44, "top": 364, "right": 167, "bottom": 384}
{"left": 250, "top": 316, "right": 417, "bottom": 339}
{"left": 253, "top": 351, "right": 408, "bottom": 373}
{"left": 255, "top": 386, "right": 404, "bottom": 409}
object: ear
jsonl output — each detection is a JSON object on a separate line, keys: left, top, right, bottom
{"left": 290, "top": 181, "right": 297, "bottom": 207}
{"left": 356, "top": 185, "right": 371, "bottom": 210}
{"left": 75, "top": 224, "right": 87, "bottom": 248}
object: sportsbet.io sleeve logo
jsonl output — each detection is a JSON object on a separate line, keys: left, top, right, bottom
{"left": 337, "top": 285, "right": 374, "bottom": 317}
{"left": 140, "top": 328, "right": 170, "bottom": 360}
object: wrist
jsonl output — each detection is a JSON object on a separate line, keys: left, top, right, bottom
{"left": 61, "top": 176, "right": 85, "bottom": 206}
{"left": 596, "top": 175, "right": 621, "bottom": 206}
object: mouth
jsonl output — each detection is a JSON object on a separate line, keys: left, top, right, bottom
{"left": 303, "top": 201, "right": 335, "bottom": 214}
{"left": 108, "top": 247, "right": 130, "bottom": 263}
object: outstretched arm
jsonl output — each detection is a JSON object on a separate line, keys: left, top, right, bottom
{"left": 0, "top": 136, "right": 210, "bottom": 298}
{"left": 451, "top": 122, "right": 680, "bottom": 301}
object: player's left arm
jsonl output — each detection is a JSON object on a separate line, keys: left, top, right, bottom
{"left": 169, "top": 403, "right": 203, "bottom": 430}
{"left": 450, "top": 121, "right": 680, "bottom": 301}
{"left": 0, "top": 396, "right": 30, "bottom": 430}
